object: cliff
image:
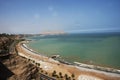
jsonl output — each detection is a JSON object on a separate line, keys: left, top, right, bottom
{"left": 0, "top": 34, "right": 40, "bottom": 80}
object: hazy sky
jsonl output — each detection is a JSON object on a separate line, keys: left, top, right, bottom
{"left": 0, "top": 0, "right": 120, "bottom": 34}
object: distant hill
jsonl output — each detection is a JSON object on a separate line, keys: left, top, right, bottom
{"left": 40, "top": 31, "right": 66, "bottom": 35}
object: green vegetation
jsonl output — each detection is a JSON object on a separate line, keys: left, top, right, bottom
{"left": 51, "top": 70, "right": 75, "bottom": 80}
{"left": 52, "top": 70, "right": 57, "bottom": 77}
{"left": 59, "top": 72, "right": 63, "bottom": 78}
{"left": 71, "top": 73, "right": 75, "bottom": 79}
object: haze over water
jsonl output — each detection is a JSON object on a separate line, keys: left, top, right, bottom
{"left": 27, "top": 33, "right": 120, "bottom": 69}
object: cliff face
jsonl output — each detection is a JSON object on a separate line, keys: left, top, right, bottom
{"left": 0, "top": 34, "right": 40, "bottom": 80}
{"left": 2, "top": 54, "right": 40, "bottom": 80}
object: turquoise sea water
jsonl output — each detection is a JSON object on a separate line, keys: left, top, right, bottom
{"left": 27, "top": 33, "right": 120, "bottom": 69}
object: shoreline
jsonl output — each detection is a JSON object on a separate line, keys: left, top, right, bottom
{"left": 17, "top": 41, "right": 120, "bottom": 79}
{"left": 27, "top": 38, "right": 120, "bottom": 70}
{"left": 23, "top": 41, "right": 120, "bottom": 74}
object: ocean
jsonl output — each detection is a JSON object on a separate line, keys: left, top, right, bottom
{"left": 26, "top": 33, "right": 120, "bottom": 69}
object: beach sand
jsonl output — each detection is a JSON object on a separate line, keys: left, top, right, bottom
{"left": 16, "top": 41, "right": 120, "bottom": 80}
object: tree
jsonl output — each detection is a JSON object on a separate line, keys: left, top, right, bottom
{"left": 39, "top": 68, "right": 43, "bottom": 73}
{"left": 45, "top": 72, "right": 48, "bottom": 75}
{"left": 41, "top": 70, "right": 43, "bottom": 73}
{"left": 59, "top": 72, "right": 63, "bottom": 78}
{"left": 28, "top": 59, "right": 30, "bottom": 61}
{"left": 52, "top": 70, "right": 57, "bottom": 77}
{"left": 35, "top": 63, "right": 37, "bottom": 66}
{"left": 64, "top": 74, "right": 68, "bottom": 80}
{"left": 38, "top": 63, "right": 40, "bottom": 66}
{"left": 33, "top": 60, "right": 35, "bottom": 63}
{"left": 71, "top": 73, "right": 75, "bottom": 78}
{"left": 68, "top": 77, "right": 71, "bottom": 80}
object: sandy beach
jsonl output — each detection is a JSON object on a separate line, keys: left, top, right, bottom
{"left": 16, "top": 41, "right": 120, "bottom": 80}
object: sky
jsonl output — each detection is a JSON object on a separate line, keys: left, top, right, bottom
{"left": 0, "top": 0, "right": 120, "bottom": 34}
